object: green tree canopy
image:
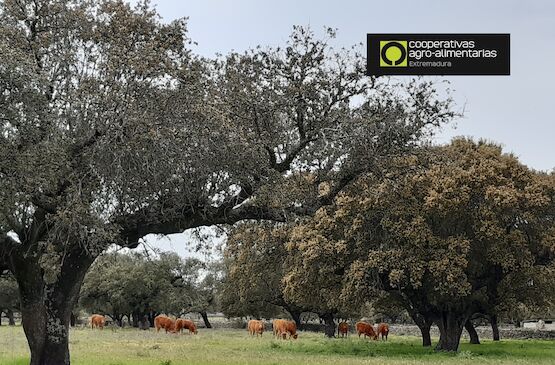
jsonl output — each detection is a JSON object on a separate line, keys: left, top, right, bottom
{"left": 79, "top": 250, "right": 208, "bottom": 326}
{"left": 221, "top": 223, "right": 306, "bottom": 324}
{"left": 283, "top": 139, "right": 555, "bottom": 350}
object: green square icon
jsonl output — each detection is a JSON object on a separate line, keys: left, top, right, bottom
{"left": 380, "top": 41, "right": 408, "bottom": 67}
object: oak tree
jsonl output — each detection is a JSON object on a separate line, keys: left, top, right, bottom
{"left": 293, "top": 139, "right": 554, "bottom": 351}
{"left": 0, "top": 1, "right": 455, "bottom": 363}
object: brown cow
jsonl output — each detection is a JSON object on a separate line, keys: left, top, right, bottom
{"left": 283, "top": 320, "right": 298, "bottom": 340}
{"left": 272, "top": 319, "right": 285, "bottom": 338}
{"left": 376, "top": 323, "right": 389, "bottom": 340}
{"left": 154, "top": 315, "right": 177, "bottom": 333}
{"left": 247, "top": 320, "right": 264, "bottom": 337}
{"left": 356, "top": 321, "right": 377, "bottom": 340}
{"left": 90, "top": 314, "right": 106, "bottom": 329}
{"left": 273, "top": 319, "right": 298, "bottom": 339}
{"left": 175, "top": 318, "right": 197, "bottom": 334}
{"left": 338, "top": 322, "right": 349, "bottom": 337}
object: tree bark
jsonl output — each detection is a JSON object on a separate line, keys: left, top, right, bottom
{"left": 409, "top": 311, "right": 433, "bottom": 347}
{"left": 147, "top": 310, "right": 157, "bottom": 328}
{"left": 199, "top": 311, "right": 212, "bottom": 328}
{"left": 7, "top": 309, "right": 16, "bottom": 326}
{"left": 321, "top": 313, "right": 336, "bottom": 338}
{"left": 434, "top": 312, "right": 466, "bottom": 352}
{"left": 490, "top": 314, "right": 500, "bottom": 341}
{"left": 11, "top": 246, "right": 94, "bottom": 365}
{"left": 422, "top": 325, "right": 432, "bottom": 347}
{"left": 464, "top": 320, "right": 480, "bottom": 344}
{"left": 70, "top": 312, "right": 76, "bottom": 327}
{"left": 418, "top": 321, "right": 432, "bottom": 347}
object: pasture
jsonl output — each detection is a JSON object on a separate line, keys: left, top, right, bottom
{"left": 0, "top": 326, "right": 553, "bottom": 365}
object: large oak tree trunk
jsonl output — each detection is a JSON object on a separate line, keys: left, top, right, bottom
{"left": 321, "top": 313, "right": 336, "bottom": 338}
{"left": 490, "top": 314, "right": 500, "bottom": 341}
{"left": 435, "top": 312, "right": 467, "bottom": 352}
{"left": 11, "top": 247, "right": 94, "bottom": 365}
{"left": 464, "top": 319, "right": 480, "bottom": 344}
{"left": 199, "top": 311, "right": 212, "bottom": 328}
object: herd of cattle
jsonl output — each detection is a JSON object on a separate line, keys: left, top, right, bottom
{"left": 89, "top": 314, "right": 197, "bottom": 334}
{"left": 248, "top": 319, "right": 389, "bottom": 340}
{"left": 90, "top": 314, "right": 389, "bottom": 340}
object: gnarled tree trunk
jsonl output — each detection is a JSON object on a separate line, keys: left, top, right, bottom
{"left": 464, "top": 319, "right": 480, "bottom": 344}
{"left": 199, "top": 311, "right": 212, "bottom": 328}
{"left": 11, "top": 247, "right": 94, "bottom": 365}
{"left": 435, "top": 312, "right": 467, "bottom": 352}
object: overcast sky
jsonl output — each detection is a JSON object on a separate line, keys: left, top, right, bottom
{"left": 131, "top": 0, "right": 555, "bottom": 257}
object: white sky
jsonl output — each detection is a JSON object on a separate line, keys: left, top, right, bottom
{"left": 134, "top": 0, "right": 555, "bottom": 257}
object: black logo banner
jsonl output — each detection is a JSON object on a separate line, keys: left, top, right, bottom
{"left": 367, "top": 34, "right": 510, "bottom": 76}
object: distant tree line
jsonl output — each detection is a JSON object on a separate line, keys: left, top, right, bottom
{"left": 79, "top": 250, "right": 220, "bottom": 328}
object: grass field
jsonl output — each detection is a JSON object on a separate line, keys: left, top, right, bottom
{"left": 0, "top": 326, "right": 554, "bottom": 365}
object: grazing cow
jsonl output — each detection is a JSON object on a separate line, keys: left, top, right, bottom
{"left": 175, "top": 318, "right": 197, "bottom": 334}
{"left": 338, "top": 322, "right": 349, "bottom": 337}
{"left": 377, "top": 323, "right": 389, "bottom": 340}
{"left": 356, "top": 321, "right": 377, "bottom": 340}
{"left": 154, "top": 315, "right": 177, "bottom": 333}
{"left": 90, "top": 314, "right": 105, "bottom": 330}
{"left": 247, "top": 320, "right": 264, "bottom": 337}
{"left": 273, "top": 319, "right": 298, "bottom": 339}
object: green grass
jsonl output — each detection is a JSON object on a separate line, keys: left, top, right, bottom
{"left": 0, "top": 326, "right": 554, "bottom": 365}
